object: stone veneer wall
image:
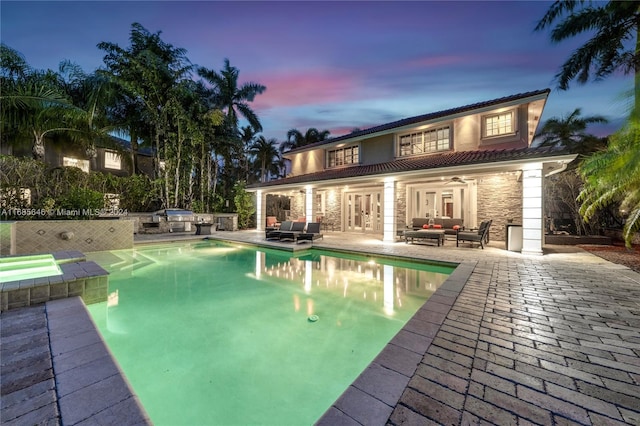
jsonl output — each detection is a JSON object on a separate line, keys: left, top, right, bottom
{"left": 477, "top": 173, "right": 523, "bottom": 245}
{"left": 4, "top": 219, "right": 134, "bottom": 255}
{"left": 395, "top": 182, "right": 407, "bottom": 229}
{"left": 324, "top": 189, "right": 342, "bottom": 231}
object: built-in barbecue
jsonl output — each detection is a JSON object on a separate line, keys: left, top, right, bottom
{"left": 153, "top": 209, "right": 195, "bottom": 232}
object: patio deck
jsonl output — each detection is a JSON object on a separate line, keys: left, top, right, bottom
{"left": 1, "top": 230, "right": 639, "bottom": 425}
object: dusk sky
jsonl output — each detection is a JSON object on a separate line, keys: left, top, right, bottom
{"left": 2, "top": 1, "right": 631, "bottom": 142}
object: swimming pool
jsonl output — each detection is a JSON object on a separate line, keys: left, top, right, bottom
{"left": 86, "top": 241, "right": 454, "bottom": 425}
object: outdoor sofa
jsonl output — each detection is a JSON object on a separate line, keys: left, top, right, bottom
{"left": 410, "top": 217, "right": 463, "bottom": 237}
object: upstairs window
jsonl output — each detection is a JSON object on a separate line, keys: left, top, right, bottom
{"left": 104, "top": 150, "right": 121, "bottom": 170}
{"left": 483, "top": 111, "right": 514, "bottom": 138}
{"left": 399, "top": 126, "right": 450, "bottom": 157}
{"left": 328, "top": 145, "right": 359, "bottom": 167}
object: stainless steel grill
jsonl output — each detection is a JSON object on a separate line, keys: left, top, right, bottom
{"left": 154, "top": 209, "right": 195, "bottom": 232}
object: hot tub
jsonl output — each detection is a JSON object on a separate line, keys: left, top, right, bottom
{"left": 0, "top": 254, "right": 63, "bottom": 282}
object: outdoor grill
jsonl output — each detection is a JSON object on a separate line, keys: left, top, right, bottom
{"left": 154, "top": 209, "right": 195, "bottom": 232}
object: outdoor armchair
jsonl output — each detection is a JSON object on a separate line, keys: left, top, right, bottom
{"left": 456, "top": 220, "right": 492, "bottom": 249}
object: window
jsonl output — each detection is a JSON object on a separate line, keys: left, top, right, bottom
{"left": 63, "top": 157, "right": 90, "bottom": 173}
{"left": 104, "top": 150, "right": 121, "bottom": 170}
{"left": 484, "top": 111, "right": 514, "bottom": 137}
{"left": 328, "top": 145, "right": 359, "bottom": 167}
{"left": 398, "top": 126, "right": 450, "bottom": 157}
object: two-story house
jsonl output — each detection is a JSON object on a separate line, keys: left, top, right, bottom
{"left": 247, "top": 89, "right": 577, "bottom": 255}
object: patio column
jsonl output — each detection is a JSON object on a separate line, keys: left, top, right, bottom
{"left": 383, "top": 178, "right": 397, "bottom": 242}
{"left": 305, "top": 186, "right": 314, "bottom": 224}
{"left": 521, "top": 163, "right": 543, "bottom": 255}
{"left": 256, "top": 190, "right": 266, "bottom": 231}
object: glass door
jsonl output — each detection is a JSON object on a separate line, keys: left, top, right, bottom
{"left": 345, "top": 190, "right": 382, "bottom": 233}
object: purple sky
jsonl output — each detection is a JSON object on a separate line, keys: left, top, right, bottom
{"left": 2, "top": 1, "right": 631, "bottom": 141}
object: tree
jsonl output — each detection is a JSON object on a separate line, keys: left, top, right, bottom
{"left": 198, "top": 59, "right": 266, "bottom": 133}
{"left": 249, "top": 136, "right": 280, "bottom": 183}
{"left": 535, "top": 108, "right": 608, "bottom": 156}
{"left": 579, "top": 119, "right": 640, "bottom": 248}
{"left": 1, "top": 44, "right": 79, "bottom": 160}
{"left": 535, "top": 1, "right": 640, "bottom": 112}
{"left": 280, "top": 127, "right": 331, "bottom": 153}
{"left": 99, "top": 23, "right": 193, "bottom": 207}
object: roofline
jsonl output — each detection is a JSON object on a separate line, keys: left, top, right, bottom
{"left": 247, "top": 151, "right": 577, "bottom": 192}
{"left": 283, "top": 88, "right": 550, "bottom": 157}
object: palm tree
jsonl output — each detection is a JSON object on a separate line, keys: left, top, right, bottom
{"left": 280, "top": 127, "right": 331, "bottom": 153}
{"left": 57, "top": 61, "right": 122, "bottom": 161}
{"left": 197, "top": 59, "right": 266, "bottom": 133}
{"left": 535, "top": 1, "right": 640, "bottom": 112}
{"left": 535, "top": 108, "right": 608, "bottom": 156}
{"left": 579, "top": 120, "right": 640, "bottom": 248}
{"left": 1, "top": 44, "right": 81, "bottom": 160}
{"left": 249, "top": 136, "right": 280, "bottom": 183}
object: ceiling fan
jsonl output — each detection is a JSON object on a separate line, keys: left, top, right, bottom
{"left": 444, "top": 176, "right": 468, "bottom": 185}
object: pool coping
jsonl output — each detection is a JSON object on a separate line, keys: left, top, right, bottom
{"left": 46, "top": 297, "right": 152, "bottom": 425}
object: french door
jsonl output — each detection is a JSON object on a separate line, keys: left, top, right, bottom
{"left": 345, "top": 190, "right": 382, "bottom": 233}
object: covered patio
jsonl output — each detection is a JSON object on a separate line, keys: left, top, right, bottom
{"left": 251, "top": 148, "right": 577, "bottom": 256}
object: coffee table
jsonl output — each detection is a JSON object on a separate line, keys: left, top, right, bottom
{"left": 403, "top": 229, "right": 446, "bottom": 246}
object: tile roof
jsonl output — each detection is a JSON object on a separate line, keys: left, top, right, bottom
{"left": 284, "top": 88, "right": 550, "bottom": 154}
{"left": 249, "top": 146, "right": 569, "bottom": 188}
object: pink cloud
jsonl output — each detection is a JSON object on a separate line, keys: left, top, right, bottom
{"left": 247, "top": 69, "right": 361, "bottom": 110}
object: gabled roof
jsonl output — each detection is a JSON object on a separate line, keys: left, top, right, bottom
{"left": 285, "top": 88, "right": 550, "bottom": 154}
{"left": 249, "top": 146, "right": 569, "bottom": 189}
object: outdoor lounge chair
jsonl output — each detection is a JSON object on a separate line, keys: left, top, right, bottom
{"left": 296, "top": 222, "right": 323, "bottom": 244}
{"left": 266, "top": 220, "right": 293, "bottom": 240}
{"left": 456, "top": 220, "right": 492, "bottom": 249}
{"left": 279, "top": 221, "right": 306, "bottom": 242}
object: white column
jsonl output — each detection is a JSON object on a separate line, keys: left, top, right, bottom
{"left": 383, "top": 178, "right": 396, "bottom": 242}
{"left": 305, "top": 186, "right": 314, "bottom": 224}
{"left": 521, "top": 163, "right": 543, "bottom": 255}
{"left": 256, "top": 190, "right": 265, "bottom": 231}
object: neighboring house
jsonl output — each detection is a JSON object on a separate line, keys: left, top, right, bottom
{"left": 247, "top": 89, "right": 577, "bottom": 255}
{"left": 0, "top": 136, "right": 154, "bottom": 178}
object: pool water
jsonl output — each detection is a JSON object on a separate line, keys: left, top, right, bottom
{"left": 86, "top": 241, "right": 454, "bottom": 425}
